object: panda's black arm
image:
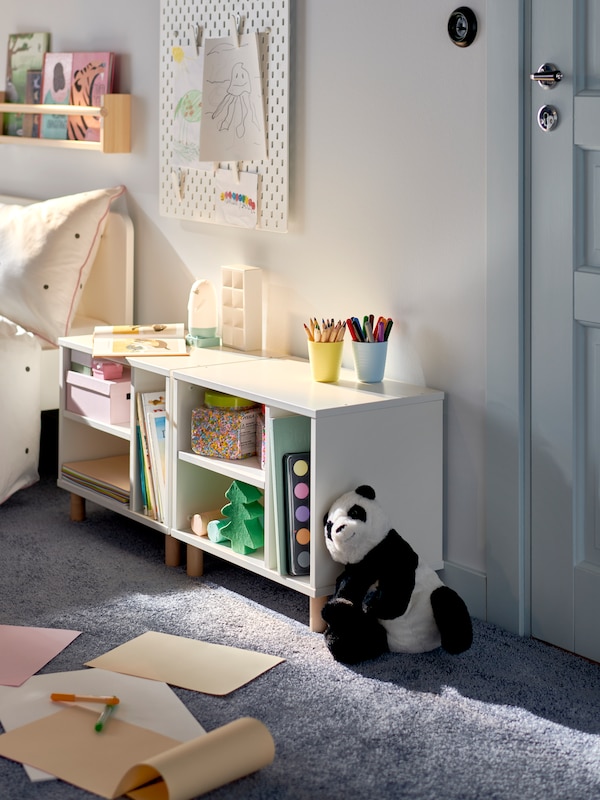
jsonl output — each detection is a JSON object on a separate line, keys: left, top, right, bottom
{"left": 361, "top": 530, "right": 418, "bottom": 619}
{"left": 333, "top": 563, "right": 379, "bottom": 605}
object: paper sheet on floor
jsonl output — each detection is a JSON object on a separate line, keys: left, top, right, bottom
{"left": 0, "top": 668, "right": 204, "bottom": 782}
{"left": 85, "top": 630, "right": 284, "bottom": 695}
{"left": 0, "top": 625, "right": 80, "bottom": 687}
{"left": 0, "top": 707, "right": 274, "bottom": 800}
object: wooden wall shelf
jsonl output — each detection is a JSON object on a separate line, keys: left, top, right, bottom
{"left": 0, "top": 93, "right": 131, "bottom": 153}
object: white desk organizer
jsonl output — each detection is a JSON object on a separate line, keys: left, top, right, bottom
{"left": 221, "top": 265, "right": 262, "bottom": 351}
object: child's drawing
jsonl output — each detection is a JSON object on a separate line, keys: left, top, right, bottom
{"left": 199, "top": 34, "right": 267, "bottom": 162}
{"left": 215, "top": 168, "right": 259, "bottom": 229}
{"left": 212, "top": 61, "right": 253, "bottom": 136}
{"left": 171, "top": 46, "right": 212, "bottom": 169}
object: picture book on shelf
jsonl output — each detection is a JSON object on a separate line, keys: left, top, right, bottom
{"left": 40, "top": 52, "right": 73, "bottom": 140}
{"left": 93, "top": 324, "right": 189, "bottom": 357}
{"left": 3, "top": 32, "right": 50, "bottom": 136}
{"left": 143, "top": 391, "right": 167, "bottom": 522}
{"left": 22, "top": 69, "right": 42, "bottom": 137}
{"left": 136, "top": 394, "right": 157, "bottom": 520}
{"left": 68, "top": 51, "right": 115, "bottom": 142}
{"left": 136, "top": 391, "right": 167, "bottom": 522}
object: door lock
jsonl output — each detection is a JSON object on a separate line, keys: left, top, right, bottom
{"left": 538, "top": 105, "right": 559, "bottom": 132}
{"left": 530, "top": 63, "right": 563, "bottom": 89}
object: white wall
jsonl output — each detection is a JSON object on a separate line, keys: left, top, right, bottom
{"left": 0, "top": 1, "right": 488, "bottom": 580}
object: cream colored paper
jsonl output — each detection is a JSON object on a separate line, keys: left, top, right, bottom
{"left": 0, "top": 668, "right": 204, "bottom": 782}
{"left": 0, "top": 706, "right": 274, "bottom": 799}
{"left": 85, "top": 631, "right": 284, "bottom": 695}
{"left": 117, "top": 717, "right": 275, "bottom": 800}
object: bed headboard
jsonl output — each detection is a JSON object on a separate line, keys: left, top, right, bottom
{"left": 0, "top": 193, "right": 134, "bottom": 409}
{"left": 75, "top": 209, "right": 134, "bottom": 330}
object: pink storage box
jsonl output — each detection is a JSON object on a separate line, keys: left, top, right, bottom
{"left": 92, "top": 358, "right": 124, "bottom": 380}
{"left": 66, "top": 370, "right": 131, "bottom": 424}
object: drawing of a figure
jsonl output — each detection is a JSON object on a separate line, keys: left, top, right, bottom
{"left": 171, "top": 46, "right": 212, "bottom": 168}
{"left": 211, "top": 61, "right": 258, "bottom": 138}
{"left": 199, "top": 35, "right": 267, "bottom": 162}
{"left": 174, "top": 89, "right": 203, "bottom": 148}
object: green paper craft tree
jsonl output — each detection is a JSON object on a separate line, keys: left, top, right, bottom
{"left": 209, "top": 480, "right": 264, "bottom": 554}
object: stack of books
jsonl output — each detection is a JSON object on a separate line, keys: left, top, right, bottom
{"left": 61, "top": 455, "right": 129, "bottom": 505}
{"left": 136, "top": 391, "right": 167, "bottom": 523}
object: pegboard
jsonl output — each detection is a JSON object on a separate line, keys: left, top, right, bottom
{"left": 159, "top": 0, "right": 289, "bottom": 232}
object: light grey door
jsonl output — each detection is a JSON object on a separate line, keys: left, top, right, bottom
{"left": 530, "top": 0, "right": 600, "bottom": 661}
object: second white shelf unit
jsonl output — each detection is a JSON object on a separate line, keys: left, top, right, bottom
{"left": 170, "top": 358, "right": 445, "bottom": 627}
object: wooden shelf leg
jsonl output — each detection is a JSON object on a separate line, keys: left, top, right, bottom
{"left": 70, "top": 493, "right": 86, "bottom": 522}
{"left": 164, "top": 535, "right": 182, "bottom": 567}
{"left": 309, "top": 595, "right": 328, "bottom": 633}
{"left": 186, "top": 546, "right": 204, "bottom": 577}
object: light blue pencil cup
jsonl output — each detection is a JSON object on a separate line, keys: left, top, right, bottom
{"left": 351, "top": 341, "right": 388, "bottom": 383}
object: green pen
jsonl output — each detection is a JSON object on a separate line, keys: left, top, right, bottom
{"left": 94, "top": 703, "right": 115, "bottom": 733}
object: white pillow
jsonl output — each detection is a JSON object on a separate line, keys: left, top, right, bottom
{"left": 0, "top": 185, "right": 125, "bottom": 345}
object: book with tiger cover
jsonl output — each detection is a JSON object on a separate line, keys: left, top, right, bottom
{"left": 40, "top": 52, "right": 73, "bottom": 140}
{"left": 3, "top": 32, "right": 50, "bottom": 136}
{"left": 67, "top": 51, "right": 115, "bottom": 142}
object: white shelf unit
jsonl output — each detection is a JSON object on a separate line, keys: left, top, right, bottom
{"left": 57, "top": 337, "right": 444, "bottom": 632}
{"left": 170, "top": 358, "right": 445, "bottom": 629}
{"left": 57, "top": 335, "right": 258, "bottom": 533}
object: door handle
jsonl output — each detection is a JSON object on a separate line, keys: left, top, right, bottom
{"left": 530, "top": 63, "right": 563, "bottom": 89}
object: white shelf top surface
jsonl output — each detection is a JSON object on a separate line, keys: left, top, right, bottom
{"left": 125, "top": 346, "right": 259, "bottom": 376}
{"left": 58, "top": 335, "right": 262, "bottom": 376}
{"left": 173, "top": 357, "right": 443, "bottom": 417}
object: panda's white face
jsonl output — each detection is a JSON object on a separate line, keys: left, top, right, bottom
{"left": 323, "top": 487, "right": 390, "bottom": 565}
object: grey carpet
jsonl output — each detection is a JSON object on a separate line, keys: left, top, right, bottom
{"left": 0, "top": 439, "right": 599, "bottom": 799}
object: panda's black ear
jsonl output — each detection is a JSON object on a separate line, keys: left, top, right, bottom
{"left": 356, "top": 485, "right": 375, "bottom": 500}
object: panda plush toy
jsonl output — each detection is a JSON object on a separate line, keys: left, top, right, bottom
{"left": 322, "top": 484, "right": 473, "bottom": 664}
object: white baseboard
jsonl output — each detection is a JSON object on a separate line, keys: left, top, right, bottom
{"left": 438, "top": 562, "right": 487, "bottom": 621}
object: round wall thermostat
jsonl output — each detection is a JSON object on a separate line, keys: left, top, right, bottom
{"left": 448, "top": 7, "right": 478, "bottom": 47}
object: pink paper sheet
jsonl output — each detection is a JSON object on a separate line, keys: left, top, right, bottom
{"left": 0, "top": 625, "right": 81, "bottom": 686}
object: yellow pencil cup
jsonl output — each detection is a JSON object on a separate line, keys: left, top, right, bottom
{"left": 307, "top": 341, "right": 344, "bottom": 383}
